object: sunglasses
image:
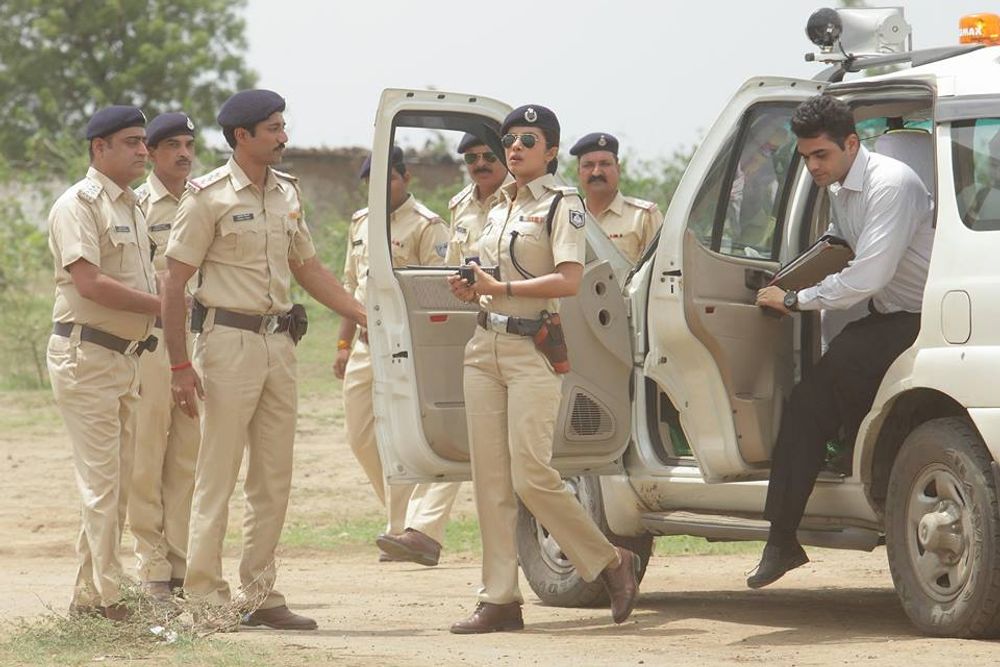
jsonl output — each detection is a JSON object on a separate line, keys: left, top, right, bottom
{"left": 463, "top": 151, "right": 499, "bottom": 165}
{"left": 501, "top": 133, "right": 539, "bottom": 149}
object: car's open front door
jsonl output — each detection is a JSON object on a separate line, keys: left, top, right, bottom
{"left": 646, "top": 77, "right": 824, "bottom": 482}
{"left": 367, "top": 89, "right": 633, "bottom": 485}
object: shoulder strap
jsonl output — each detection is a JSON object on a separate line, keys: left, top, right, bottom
{"left": 545, "top": 191, "right": 564, "bottom": 236}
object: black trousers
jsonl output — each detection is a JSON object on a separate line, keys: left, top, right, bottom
{"left": 763, "top": 308, "right": 921, "bottom": 531}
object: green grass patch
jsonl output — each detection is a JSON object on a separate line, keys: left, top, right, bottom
{"left": 0, "top": 389, "right": 62, "bottom": 436}
{"left": 654, "top": 535, "right": 763, "bottom": 556}
{"left": 279, "top": 515, "right": 482, "bottom": 555}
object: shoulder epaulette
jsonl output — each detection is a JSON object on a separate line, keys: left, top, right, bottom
{"left": 187, "top": 166, "right": 229, "bottom": 194}
{"left": 547, "top": 184, "right": 580, "bottom": 197}
{"left": 272, "top": 168, "right": 298, "bottom": 182}
{"left": 413, "top": 200, "right": 445, "bottom": 224}
{"left": 76, "top": 178, "right": 103, "bottom": 203}
{"left": 624, "top": 195, "right": 658, "bottom": 211}
{"left": 351, "top": 207, "right": 369, "bottom": 222}
{"left": 449, "top": 183, "right": 474, "bottom": 211}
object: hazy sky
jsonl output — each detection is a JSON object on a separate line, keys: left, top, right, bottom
{"left": 244, "top": 1, "right": 993, "bottom": 161}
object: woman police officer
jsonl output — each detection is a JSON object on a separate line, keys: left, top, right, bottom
{"left": 447, "top": 105, "right": 641, "bottom": 633}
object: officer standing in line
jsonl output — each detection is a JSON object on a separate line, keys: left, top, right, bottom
{"left": 446, "top": 132, "right": 511, "bottom": 265}
{"left": 750, "top": 95, "right": 933, "bottom": 588}
{"left": 129, "top": 112, "right": 201, "bottom": 601}
{"left": 569, "top": 132, "right": 663, "bottom": 264}
{"left": 47, "top": 106, "right": 159, "bottom": 620}
{"left": 333, "top": 146, "right": 458, "bottom": 566}
{"left": 447, "top": 105, "right": 640, "bottom": 633}
{"left": 163, "top": 89, "right": 366, "bottom": 631}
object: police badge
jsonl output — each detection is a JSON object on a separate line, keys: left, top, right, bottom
{"left": 524, "top": 107, "right": 538, "bottom": 123}
{"left": 569, "top": 210, "right": 585, "bottom": 229}
{"left": 435, "top": 242, "right": 448, "bottom": 258}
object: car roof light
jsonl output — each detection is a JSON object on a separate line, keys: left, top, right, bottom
{"left": 960, "top": 13, "right": 1000, "bottom": 46}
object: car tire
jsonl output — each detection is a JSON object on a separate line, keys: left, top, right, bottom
{"left": 886, "top": 416, "right": 1000, "bottom": 637}
{"left": 516, "top": 475, "right": 653, "bottom": 608}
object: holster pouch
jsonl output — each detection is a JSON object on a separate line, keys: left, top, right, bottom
{"left": 190, "top": 299, "right": 207, "bottom": 333}
{"left": 532, "top": 310, "right": 570, "bottom": 374}
{"left": 289, "top": 303, "right": 308, "bottom": 345}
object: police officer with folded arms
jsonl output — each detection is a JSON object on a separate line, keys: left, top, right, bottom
{"left": 129, "top": 112, "right": 201, "bottom": 601}
{"left": 163, "top": 89, "right": 366, "bottom": 630}
{"left": 750, "top": 95, "right": 933, "bottom": 588}
{"left": 447, "top": 105, "right": 640, "bottom": 633}
{"left": 569, "top": 132, "right": 662, "bottom": 264}
{"left": 446, "top": 132, "right": 511, "bottom": 266}
{"left": 47, "top": 105, "right": 159, "bottom": 620}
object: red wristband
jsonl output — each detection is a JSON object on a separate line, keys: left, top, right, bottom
{"left": 170, "top": 361, "right": 193, "bottom": 372}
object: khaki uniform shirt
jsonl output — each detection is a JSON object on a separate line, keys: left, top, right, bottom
{"left": 479, "top": 174, "right": 586, "bottom": 319}
{"left": 587, "top": 191, "right": 663, "bottom": 264}
{"left": 446, "top": 179, "right": 509, "bottom": 265}
{"left": 48, "top": 166, "right": 156, "bottom": 340}
{"left": 165, "top": 158, "right": 316, "bottom": 315}
{"left": 136, "top": 172, "right": 183, "bottom": 273}
{"left": 344, "top": 194, "right": 449, "bottom": 305}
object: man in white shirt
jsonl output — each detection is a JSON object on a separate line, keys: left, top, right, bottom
{"left": 750, "top": 95, "right": 934, "bottom": 588}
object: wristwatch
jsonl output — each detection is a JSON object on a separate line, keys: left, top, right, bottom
{"left": 783, "top": 289, "right": 799, "bottom": 312}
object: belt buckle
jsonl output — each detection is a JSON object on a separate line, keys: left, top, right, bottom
{"left": 123, "top": 340, "right": 140, "bottom": 355}
{"left": 263, "top": 315, "right": 281, "bottom": 335}
{"left": 488, "top": 312, "right": 509, "bottom": 333}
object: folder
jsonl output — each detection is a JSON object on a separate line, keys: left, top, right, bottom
{"left": 770, "top": 234, "right": 854, "bottom": 291}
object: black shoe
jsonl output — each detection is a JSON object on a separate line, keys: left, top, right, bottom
{"left": 746, "top": 543, "right": 809, "bottom": 589}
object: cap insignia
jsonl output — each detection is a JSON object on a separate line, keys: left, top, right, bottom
{"left": 524, "top": 107, "right": 538, "bottom": 123}
{"left": 186, "top": 117, "right": 194, "bottom": 130}
{"left": 598, "top": 135, "right": 607, "bottom": 147}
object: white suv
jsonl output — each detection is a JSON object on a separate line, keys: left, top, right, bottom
{"left": 363, "top": 9, "right": 1000, "bottom": 638}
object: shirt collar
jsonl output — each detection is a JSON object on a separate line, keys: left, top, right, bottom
{"left": 838, "top": 145, "right": 870, "bottom": 193}
{"left": 391, "top": 193, "right": 415, "bottom": 221}
{"left": 588, "top": 190, "right": 624, "bottom": 217}
{"left": 501, "top": 172, "right": 557, "bottom": 204}
{"left": 146, "top": 171, "right": 178, "bottom": 203}
{"left": 87, "top": 166, "right": 128, "bottom": 203}
{"left": 227, "top": 157, "right": 281, "bottom": 193}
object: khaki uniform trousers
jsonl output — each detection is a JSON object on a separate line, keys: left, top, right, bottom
{"left": 464, "top": 326, "right": 617, "bottom": 605}
{"left": 129, "top": 332, "right": 200, "bottom": 582}
{"left": 47, "top": 331, "right": 141, "bottom": 608}
{"left": 184, "top": 325, "right": 297, "bottom": 610}
{"left": 342, "top": 340, "right": 459, "bottom": 543}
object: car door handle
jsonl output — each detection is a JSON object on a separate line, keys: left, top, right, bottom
{"left": 744, "top": 268, "right": 775, "bottom": 291}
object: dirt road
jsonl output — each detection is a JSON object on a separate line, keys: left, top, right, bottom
{"left": 1, "top": 392, "right": 996, "bottom": 665}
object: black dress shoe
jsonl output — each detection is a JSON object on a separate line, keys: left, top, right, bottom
{"left": 746, "top": 543, "right": 809, "bottom": 589}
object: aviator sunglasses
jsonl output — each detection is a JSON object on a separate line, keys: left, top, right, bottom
{"left": 501, "top": 133, "right": 539, "bottom": 149}
{"left": 463, "top": 151, "right": 499, "bottom": 164}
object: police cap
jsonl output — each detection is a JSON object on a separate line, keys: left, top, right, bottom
{"left": 359, "top": 145, "right": 404, "bottom": 180}
{"left": 146, "top": 112, "right": 196, "bottom": 148}
{"left": 501, "top": 105, "right": 560, "bottom": 146}
{"left": 217, "top": 89, "right": 285, "bottom": 129}
{"left": 457, "top": 132, "right": 487, "bottom": 154}
{"left": 85, "top": 105, "right": 146, "bottom": 140}
{"left": 569, "top": 132, "right": 619, "bottom": 158}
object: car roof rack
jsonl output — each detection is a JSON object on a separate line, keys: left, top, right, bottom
{"left": 812, "top": 44, "right": 985, "bottom": 83}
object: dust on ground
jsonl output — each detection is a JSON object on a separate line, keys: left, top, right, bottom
{"left": 1, "top": 391, "right": 995, "bottom": 666}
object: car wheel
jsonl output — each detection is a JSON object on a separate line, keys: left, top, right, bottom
{"left": 516, "top": 475, "right": 653, "bottom": 608}
{"left": 886, "top": 417, "right": 1000, "bottom": 637}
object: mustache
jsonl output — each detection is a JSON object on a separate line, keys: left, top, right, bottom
{"left": 176, "top": 159, "right": 191, "bottom": 166}
{"left": 473, "top": 167, "right": 493, "bottom": 175}
{"left": 275, "top": 143, "right": 286, "bottom": 151}
{"left": 587, "top": 175, "right": 607, "bottom": 183}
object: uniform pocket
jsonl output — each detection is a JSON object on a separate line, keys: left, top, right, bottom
{"left": 107, "top": 224, "right": 138, "bottom": 271}
{"left": 219, "top": 217, "right": 258, "bottom": 261}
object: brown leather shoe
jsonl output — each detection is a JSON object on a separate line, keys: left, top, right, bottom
{"left": 242, "top": 605, "right": 318, "bottom": 631}
{"left": 450, "top": 602, "right": 524, "bottom": 634}
{"left": 599, "top": 546, "right": 641, "bottom": 624}
{"left": 142, "top": 581, "right": 173, "bottom": 602}
{"left": 378, "top": 549, "right": 405, "bottom": 563}
{"left": 102, "top": 602, "right": 132, "bottom": 622}
{"left": 375, "top": 529, "right": 441, "bottom": 566}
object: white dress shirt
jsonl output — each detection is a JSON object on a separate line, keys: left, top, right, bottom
{"left": 797, "top": 146, "right": 934, "bottom": 313}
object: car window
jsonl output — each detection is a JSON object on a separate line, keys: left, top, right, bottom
{"left": 686, "top": 103, "right": 798, "bottom": 261}
{"left": 951, "top": 118, "right": 1000, "bottom": 231}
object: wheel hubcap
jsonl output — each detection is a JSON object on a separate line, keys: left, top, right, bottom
{"left": 906, "top": 464, "right": 973, "bottom": 602}
{"left": 535, "top": 478, "right": 581, "bottom": 574}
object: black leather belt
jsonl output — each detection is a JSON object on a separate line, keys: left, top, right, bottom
{"left": 477, "top": 311, "right": 543, "bottom": 337}
{"left": 211, "top": 307, "right": 292, "bottom": 335}
{"left": 52, "top": 322, "right": 157, "bottom": 356}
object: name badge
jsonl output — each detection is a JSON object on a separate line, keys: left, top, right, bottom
{"left": 232, "top": 213, "right": 254, "bottom": 222}
{"left": 149, "top": 223, "right": 171, "bottom": 232}
{"left": 113, "top": 225, "right": 130, "bottom": 233}
{"left": 351, "top": 239, "right": 363, "bottom": 247}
